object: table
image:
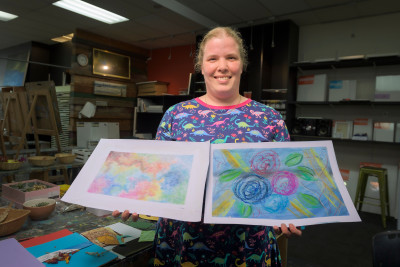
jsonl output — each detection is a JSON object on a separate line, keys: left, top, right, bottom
{"left": 0, "top": 198, "right": 157, "bottom": 266}
{"left": 0, "top": 161, "right": 84, "bottom": 184}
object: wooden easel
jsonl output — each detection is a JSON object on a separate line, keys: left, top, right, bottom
{"left": 0, "top": 90, "right": 30, "bottom": 160}
{"left": 14, "top": 88, "right": 61, "bottom": 159}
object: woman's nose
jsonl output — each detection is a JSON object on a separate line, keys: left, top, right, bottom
{"left": 217, "top": 59, "right": 228, "bottom": 71}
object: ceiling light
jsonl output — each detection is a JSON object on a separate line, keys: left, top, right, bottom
{"left": 0, "top": 11, "right": 18, "bottom": 21}
{"left": 53, "top": 0, "right": 129, "bottom": 24}
{"left": 51, "top": 33, "right": 74, "bottom": 43}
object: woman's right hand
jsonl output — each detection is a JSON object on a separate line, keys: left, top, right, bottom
{"left": 112, "top": 210, "right": 139, "bottom": 222}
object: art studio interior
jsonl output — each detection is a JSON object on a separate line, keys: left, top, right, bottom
{"left": 0, "top": 1, "right": 400, "bottom": 266}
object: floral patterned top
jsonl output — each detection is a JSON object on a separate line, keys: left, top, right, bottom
{"left": 153, "top": 97, "right": 290, "bottom": 267}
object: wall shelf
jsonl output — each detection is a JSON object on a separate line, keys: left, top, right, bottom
{"left": 291, "top": 134, "right": 400, "bottom": 145}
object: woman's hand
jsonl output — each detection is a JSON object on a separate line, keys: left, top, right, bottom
{"left": 112, "top": 210, "right": 139, "bottom": 222}
{"left": 273, "top": 223, "right": 302, "bottom": 237}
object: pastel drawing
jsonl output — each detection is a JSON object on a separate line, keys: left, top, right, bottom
{"left": 211, "top": 147, "right": 349, "bottom": 220}
{"left": 87, "top": 151, "right": 193, "bottom": 204}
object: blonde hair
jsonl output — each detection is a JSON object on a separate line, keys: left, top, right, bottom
{"left": 195, "top": 27, "right": 248, "bottom": 72}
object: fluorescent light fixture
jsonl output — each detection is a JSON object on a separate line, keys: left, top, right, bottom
{"left": 153, "top": 0, "right": 217, "bottom": 28}
{"left": 0, "top": 11, "right": 18, "bottom": 21}
{"left": 53, "top": 0, "right": 129, "bottom": 24}
{"left": 51, "top": 33, "right": 74, "bottom": 43}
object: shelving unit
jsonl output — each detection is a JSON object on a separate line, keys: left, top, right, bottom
{"left": 289, "top": 54, "right": 400, "bottom": 143}
{"left": 261, "top": 89, "right": 288, "bottom": 120}
{"left": 133, "top": 95, "right": 191, "bottom": 139}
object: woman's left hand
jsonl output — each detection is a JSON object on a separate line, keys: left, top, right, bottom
{"left": 273, "top": 223, "right": 302, "bottom": 237}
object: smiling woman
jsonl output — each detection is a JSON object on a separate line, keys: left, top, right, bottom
{"left": 113, "top": 26, "right": 302, "bottom": 267}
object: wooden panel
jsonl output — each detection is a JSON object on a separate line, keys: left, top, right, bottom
{"left": 74, "top": 29, "right": 148, "bottom": 58}
{"left": 70, "top": 96, "right": 134, "bottom": 108}
{"left": 70, "top": 118, "right": 132, "bottom": 132}
{"left": 71, "top": 75, "right": 137, "bottom": 97}
{"left": 70, "top": 105, "right": 133, "bottom": 119}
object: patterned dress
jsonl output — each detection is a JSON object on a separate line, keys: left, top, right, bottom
{"left": 154, "top": 97, "right": 290, "bottom": 267}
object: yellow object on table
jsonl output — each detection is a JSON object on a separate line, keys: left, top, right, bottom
{"left": 139, "top": 215, "right": 158, "bottom": 221}
{"left": 60, "top": 184, "right": 70, "bottom": 197}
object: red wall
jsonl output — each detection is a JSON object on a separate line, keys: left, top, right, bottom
{"left": 147, "top": 44, "right": 196, "bottom": 95}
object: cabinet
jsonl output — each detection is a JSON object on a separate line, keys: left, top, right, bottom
{"left": 133, "top": 95, "right": 191, "bottom": 139}
{"left": 289, "top": 55, "right": 400, "bottom": 144}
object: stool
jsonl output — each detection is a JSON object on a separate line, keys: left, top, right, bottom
{"left": 354, "top": 166, "right": 390, "bottom": 228}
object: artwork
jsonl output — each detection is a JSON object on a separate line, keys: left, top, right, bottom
{"left": 204, "top": 141, "right": 361, "bottom": 226}
{"left": 62, "top": 139, "right": 210, "bottom": 222}
{"left": 93, "top": 48, "right": 131, "bottom": 80}
{"left": 87, "top": 151, "right": 193, "bottom": 205}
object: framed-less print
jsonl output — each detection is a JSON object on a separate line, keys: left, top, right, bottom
{"left": 93, "top": 48, "right": 131, "bottom": 80}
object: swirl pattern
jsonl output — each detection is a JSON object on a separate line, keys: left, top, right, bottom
{"left": 271, "top": 171, "right": 299, "bottom": 195}
{"left": 250, "top": 150, "right": 280, "bottom": 176}
{"left": 233, "top": 174, "right": 272, "bottom": 204}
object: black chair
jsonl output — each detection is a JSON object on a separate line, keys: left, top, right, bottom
{"left": 372, "top": 230, "right": 400, "bottom": 267}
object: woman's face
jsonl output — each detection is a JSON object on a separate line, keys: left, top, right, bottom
{"left": 201, "top": 35, "right": 243, "bottom": 98}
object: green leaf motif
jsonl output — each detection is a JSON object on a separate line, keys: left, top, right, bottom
{"left": 298, "top": 193, "right": 322, "bottom": 208}
{"left": 296, "top": 166, "right": 317, "bottom": 181}
{"left": 285, "top": 153, "right": 303, "bottom": 167}
{"left": 237, "top": 202, "right": 253, "bottom": 218}
{"left": 219, "top": 169, "right": 243, "bottom": 182}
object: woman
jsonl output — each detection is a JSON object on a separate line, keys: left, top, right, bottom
{"left": 114, "top": 26, "right": 301, "bottom": 267}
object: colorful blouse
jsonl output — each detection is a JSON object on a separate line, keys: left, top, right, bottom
{"left": 153, "top": 97, "right": 290, "bottom": 267}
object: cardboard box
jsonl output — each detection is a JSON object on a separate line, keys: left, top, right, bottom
{"left": 332, "top": 120, "right": 353, "bottom": 139}
{"left": 2, "top": 179, "right": 59, "bottom": 208}
{"left": 352, "top": 118, "right": 373, "bottom": 140}
{"left": 297, "top": 74, "right": 327, "bottom": 102}
{"left": 137, "top": 81, "right": 168, "bottom": 96}
{"left": 373, "top": 122, "right": 395, "bottom": 142}
{"left": 328, "top": 80, "right": 357, "bottom": 101}
{"left": 374, "top": 75, "right": 400, "bottom": 101}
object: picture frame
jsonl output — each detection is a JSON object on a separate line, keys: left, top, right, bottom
{"left": 92, "top": 48, "right": 131, "bottom": 80}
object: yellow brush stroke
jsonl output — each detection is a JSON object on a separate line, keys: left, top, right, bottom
{"left": 221, "top": 150, "right": 250, "bottom": 172}
{"left": 234, "top": 152, "right": 250, "bottom": 172}
{"left": 303, "top": 150, "right": 344, "bottom": 207}
{"left": 290, "top": 200, "right": 310, "bottom": 217}
{"left": 310, "top": 148, "right": 336, "bottom": 189}
{"left": 221, "top": 150, "right": 240, "bottom": 168}
{"left": 286, "top": 207, "right": 301, "bottom": 218}
{"left": 212, "top": 191, "right": 235, "bottom": 216}
{"left": 292, "top": 199, "right": 315, "bottom": 217}
{"left": 323, "top": 192, "right": 337, "bottom": 208}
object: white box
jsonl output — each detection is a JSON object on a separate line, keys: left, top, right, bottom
{"left": 72, "top": 148, "right": 93, "bottom": 163}
{"left": 373, "top": 122, "right": 395, "bottom": 142}
{"left": 332, "top": 120, "right": 353, "bottom": 139}
{"left": 76, "top": 122, "right": 120, "bottom": 148}
{"left": 328, "top": 80, "right": 357, "bottom": 101}
{"left": 297, "top": 74, "right": 327, "bottom": 102}
{"left": 374, "top": 75, "right": 400, "bottom": 101}
{"left": 352, "top": 118, "right": 373, "bottom": 140}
